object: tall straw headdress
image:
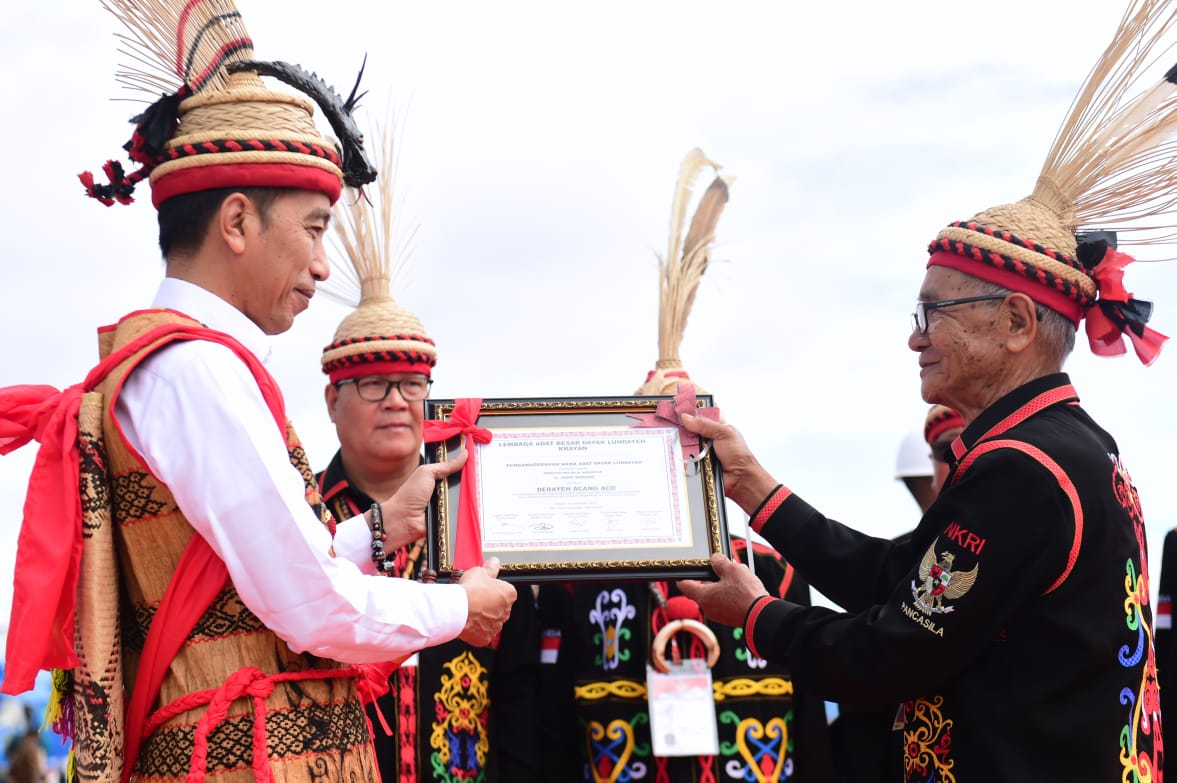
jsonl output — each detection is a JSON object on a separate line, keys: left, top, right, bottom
{"left": 80, "top": 0, "right": 376, "bottom": 209}
{"left": 636, "top": 148, "right": 733, "bottom": 395}
{"left": 928, "top": 0, "right": 1177, "bottom": 364}
{"left": 321, "top": 120, "right": 436, "bottom": 382}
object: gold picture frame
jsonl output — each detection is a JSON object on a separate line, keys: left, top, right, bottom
{"left": 424, "top": 395, "right": 729, "bottom": 583}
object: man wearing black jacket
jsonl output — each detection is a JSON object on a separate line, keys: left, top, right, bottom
{"left": 681, "top": 256, "right": 1164, "bottom": 781}
{"left": 677, "top": 6, "right": 1177, "bottom": 777}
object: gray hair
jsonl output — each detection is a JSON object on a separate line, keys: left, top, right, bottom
{"left": 968, "top": 280, "right": 1075, "bottom": 367}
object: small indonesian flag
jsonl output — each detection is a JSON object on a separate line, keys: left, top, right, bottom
{"left": 1159, "top": 593, "right": 1172, "bottom": 630}
{"left": 540, "top": 630, "right": 561, "bottom": 664}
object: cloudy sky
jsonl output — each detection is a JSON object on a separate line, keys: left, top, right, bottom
{"left": 3, "top": 0, "right": 1177, "bottom": 636}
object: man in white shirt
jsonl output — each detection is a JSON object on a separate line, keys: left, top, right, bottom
{"left": 0, "top": 3, "right": 515, "bottom": 782}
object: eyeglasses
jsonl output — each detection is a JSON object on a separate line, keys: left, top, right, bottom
{"left": 911, "top": 295, "right": 1007, "bottom": 334}
{"left": 337, "top": 375, "right": 433, "bottom": 402}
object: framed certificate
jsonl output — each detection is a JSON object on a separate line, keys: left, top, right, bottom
{"left": 423, "top": 396, "right": 729, "bottom": 583}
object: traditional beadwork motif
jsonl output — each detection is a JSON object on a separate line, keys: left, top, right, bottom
{"left": 903, "top": 696, "right": 954, "bottom": 783}
{"left": 731, "top": 627, "right": 767, "bottom": 670}
{"left": 429, "top": 651, "right": 490, "bottom": 782}
{"left": 1119, "top": 557, "right": 1162, "bottom": 783}
{"left": 398, "top": 665, "right": 419, "bottom": 781}
{"left": 713, "top": 677, "right": 793, "bottom": 702}
{"left": 1113, "top": 454, "right": 1162, "bottom": 782}
{"left": 586, "top": 717, "right": 649, "bottom": 783}
{"left": 575, "top": 680, "right": 648, "bottom": 701}
{"left": 1111, "top": 455, "right": 1144, "bottom": 527}
{"left": 590, "top": 589, "right": 637, "bottom": 670}
{"left": 722, "top": 715, "right": 791, "bottom": 782}
{"left": 1106, "top": 452, "right": 1162, "bottom": 781}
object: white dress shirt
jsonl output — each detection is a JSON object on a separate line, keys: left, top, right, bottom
{"left": 113, "top": 278, "right": 467, "bottom": 663}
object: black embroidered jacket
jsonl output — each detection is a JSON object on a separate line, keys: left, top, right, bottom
{"left": 316, "top": 451, "right": 543, "bottom": 783}
{"left": 743, "top": 374, "right": 1161, "bottom": 782}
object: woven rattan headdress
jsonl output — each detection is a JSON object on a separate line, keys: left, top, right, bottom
{"left": 928, "top": 0, "right": 1177, "bottom": 364}
{"left": 636, "top": 148, "right": 732, "bottom": 395}
{"left": 80, "top": 0, "right": 376, "bottom": 209}
{"left": 321, "top": 121, "right": 436, "bottom": 382}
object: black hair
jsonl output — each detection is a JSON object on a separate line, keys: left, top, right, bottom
{"left": 156, "top": 187, "right": 296, "bottom": 260}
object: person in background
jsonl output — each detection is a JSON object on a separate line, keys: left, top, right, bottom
{"left": 894, "top": 430, "right": 936, "bottom": 513}
{"left": 315, "top": 130, "right": 539, "bottom": 783}
{"left": 924, "top": 405, "right": 965, "bottom": 495}
{"left": 6, "top": 732, "right": 47, "bottom": 783}
{"left": 5, "top": 706, "right": 47, "bottom": 783}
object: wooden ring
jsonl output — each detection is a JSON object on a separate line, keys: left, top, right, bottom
{"left": 650, "top": 618, "right": 720, "bottom": 673}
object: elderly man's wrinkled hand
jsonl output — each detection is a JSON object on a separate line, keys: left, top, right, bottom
{"left": 677, "top": 552, "right": 771, "bottom": 629}
{"left": 457, "top": 557, "right": 517, "bottom": 647}
{"left": 680, "top": 415, "right": 780, "bottom": 514}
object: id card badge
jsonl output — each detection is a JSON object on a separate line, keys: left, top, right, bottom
{"left": 646, "top": 659, "right": 719, "bottom": 757}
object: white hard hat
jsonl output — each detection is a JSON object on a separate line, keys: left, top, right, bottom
{"left": 895, "top": 429, "right": 933, "bottom": 479}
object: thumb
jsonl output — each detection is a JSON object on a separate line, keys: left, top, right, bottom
{"left": 681, "top": 413, "right": 724, "bottom": 438}
{"left": 710, "top": 552, "right": 737, "bottom": 576}
{"left": 483, "top": 556, "right": 501, "bottom": 578}
{"left": 433, "top": 448, "right": 468, "bottom": 478}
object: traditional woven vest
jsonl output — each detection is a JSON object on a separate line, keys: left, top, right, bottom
{"left": 82, "top": 309, "right": 378, "bottom": 783}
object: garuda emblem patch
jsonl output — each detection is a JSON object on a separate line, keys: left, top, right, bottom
{"left": 912, "top": 542, "right": 978, "bottom": 614}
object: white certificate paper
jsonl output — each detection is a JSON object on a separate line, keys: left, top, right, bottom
{"left": 474, "top": 426, "right": 692, "bottom": 551}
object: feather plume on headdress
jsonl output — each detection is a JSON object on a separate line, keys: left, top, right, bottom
{"left": 1035, "top": 0, "right": 1177, "bottom": 245}
{"left": 636, "top": 148, "right": 733, "bottom": 395}
{"left": 102, "top": 0, "right": 257, "bottom": 96}
{"left": 930, "top": 0, "right": 1177, "bottom": 363}
{"left": 321, "top": 120, "right": 436, "bottom": 381}
{"left": 80, "top": 0, "right": 374, "bottom": 209}
{"left": 322, "top": 120, "right": 415, "bottom": 306}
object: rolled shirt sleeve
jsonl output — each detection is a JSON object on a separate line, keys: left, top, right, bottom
{"left": 115, "top": 337, "right": 467, "bottom": 664}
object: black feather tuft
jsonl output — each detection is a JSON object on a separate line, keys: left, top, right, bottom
{"left": 227, "top": 59, "right": 377, "bottom": 187}
{"left": 1076, "top": 230, "right": 1119, "bottom": 270}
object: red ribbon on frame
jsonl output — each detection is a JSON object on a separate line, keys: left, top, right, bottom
{"left": 627, "top": 383, "right": 720, "bottom": 461}
{"left": 422, "top": 398, "right": 492, "bottom": 571}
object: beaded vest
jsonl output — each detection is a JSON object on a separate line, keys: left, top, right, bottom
{"left": 83, "top": 309, "right": 377, "bottom": 783}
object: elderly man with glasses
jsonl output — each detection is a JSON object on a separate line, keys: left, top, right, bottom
{"left": 680, "top": 236, "right": 1166, "bottom": 781}
{"left": 674, "top": 13, "right": 1177, "bottom": 770}
{"left": 679, "top": 225, "right": 1170, "bottom": 783}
